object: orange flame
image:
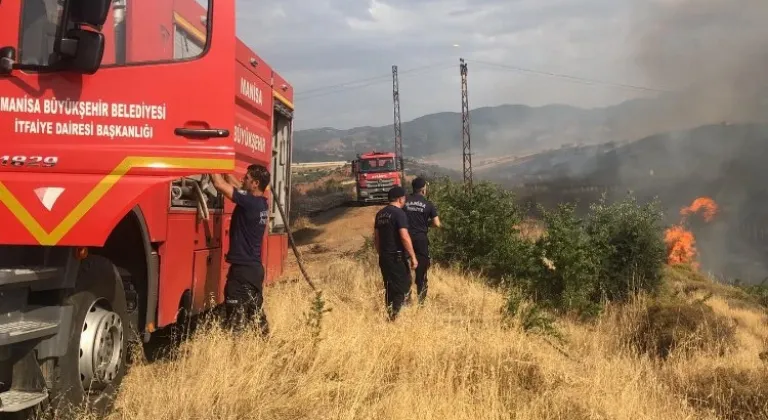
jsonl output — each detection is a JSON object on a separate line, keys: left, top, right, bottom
{"left": 664, "top": 197, "right": 718, "bottom": 269}
{"left": 664, "top": 225, "right": 698, "bottom": 269}
{"left": 680, "top": 197, "right": 718, "bottom": 222}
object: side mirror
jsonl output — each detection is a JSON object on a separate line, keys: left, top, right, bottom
{"left": 69, "top": 0, "right": 112, "bottom": 28}
{"left": 58, "top": 29, "right": 105, "bottom": 75}
{"left": 0, "top": 0, "right": 108, "bottom": 76}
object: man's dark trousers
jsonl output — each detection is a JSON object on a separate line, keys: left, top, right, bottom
{"left": 411, "top": 235, "right": 431, "bottom": 303}
{"left": 378, "top": 252, "right": 411, "bottom": 320}
{"left": 224, "top": 263, "right": 269, "bottom": 335}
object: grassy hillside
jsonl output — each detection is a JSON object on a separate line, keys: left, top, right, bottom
{"left": 62, "top": 254, "right": 768, "bottom": 419}
{"left": 45, "top": 193, "right": 768, "bottom": 420}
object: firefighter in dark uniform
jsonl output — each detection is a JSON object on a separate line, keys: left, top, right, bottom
{"left": 211, "top": 165, "right": 272, "bottom": 336}
{"left": 374, "top": 186, "right": 418, "bottom": 320}
{"left": 404, "top": 177, "right": 441, "bottom": 304}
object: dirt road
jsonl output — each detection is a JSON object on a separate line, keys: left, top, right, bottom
{"left": 283, "top": 204, "right": 381, "bottom": 278}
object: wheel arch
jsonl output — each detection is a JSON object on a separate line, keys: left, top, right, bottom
{"left": 91, "top": 205, "right": 158, "bottom": 341}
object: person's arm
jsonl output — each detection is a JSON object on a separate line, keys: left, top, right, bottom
{"left": 224, "top": 174, "right": 242, "bottom": 189}
{"left": 430, "top": 204, "right": 442, "bottom": 228}
{"left": 396, "top": 211, "right": 417, "bottom": 268}
{"left": 399, "top": 228, "right": 417, "bottom": 269}
{"left": 211, "top": 173, "right": 236, "bottom": 201}
{"left": 373, "top": 228, "right": 380, "bottom": 254}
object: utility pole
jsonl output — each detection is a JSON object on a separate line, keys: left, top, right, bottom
{"left": 392, "top": 65, "right": 405, "bottom": 183}
{"left": 459, "top": 58, "right": 473, "bottom": 189}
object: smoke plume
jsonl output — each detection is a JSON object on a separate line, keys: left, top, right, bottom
{"left": 632, "top": 0, "right": 768, "bottom": 125}
{"left": 626, "top": 0, "right": 768, "bottom": 283}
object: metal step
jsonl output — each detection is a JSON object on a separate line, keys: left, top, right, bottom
{"left": 0, "top": 320, "right": 59, "bottom": 346}
{"left": 0, "top": 306, "right": 61, "bottom": 347}
{"left": 0, "top": 267, "right": 59, "bottom": 287}
{"left": 0, "top": 389, "right": 48, "bottom": 412}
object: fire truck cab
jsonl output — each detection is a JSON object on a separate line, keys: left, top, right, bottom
{"left": 351, "top": 151, "right": 401, "bottom": 203}
{"left": 0, "top": 0, "right": 293, "bottom": 415}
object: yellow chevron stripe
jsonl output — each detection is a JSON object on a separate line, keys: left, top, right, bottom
{"left": 0, "top": 157, "right": 233, "bottom": 245}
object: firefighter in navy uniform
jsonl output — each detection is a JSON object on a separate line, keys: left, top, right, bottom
{"left": 211, "top": 165, "right": 272, "bottom": 336}
{"left": 374, "top": 186, "right": 418, "bottom": 320}
{"left": 404, "top": 177, "right": 441, "bottom": 304}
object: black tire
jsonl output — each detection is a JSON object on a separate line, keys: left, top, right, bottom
{"left": 47, "top": 255, "right": 129, "bottom": 418}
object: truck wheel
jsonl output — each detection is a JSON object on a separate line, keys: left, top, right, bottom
{"left": 48, "top": 255, "right": 129, "bottom": 417}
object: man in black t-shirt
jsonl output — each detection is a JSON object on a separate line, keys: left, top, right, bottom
{"left": 404, "top": 177, "right": 441, "bottom": 304}
{"left": 374, "top": 186, "right": 418, "bottom": 320}
{"left": 212, "top": 164, "right": 271, "bottom": 335}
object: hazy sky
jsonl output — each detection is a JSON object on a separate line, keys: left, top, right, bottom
{"left": 235, "top": 0, "right": 661, "bottom": 130}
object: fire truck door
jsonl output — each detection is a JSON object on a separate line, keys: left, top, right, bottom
{"left": 0, "top": 0, "right": 237, "bottom": 182}
{"left": 0, "top": 0, "right": 237, "bottom": 247}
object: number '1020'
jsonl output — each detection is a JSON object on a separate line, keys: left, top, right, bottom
{"left": 0, "top": 156, "right": 59, "bottom": 167}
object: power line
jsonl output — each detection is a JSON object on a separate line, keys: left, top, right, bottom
{"left": 469, "top": 59, "right": 672, "bottom": 94}
{"left": 296, "top": 74, "right": 394, "bottom": 97}
{"left": 295, "top": 62, "right": 454, "bottom": 100}
{"left": 296, "top": 62, "right": 453, "bottom": 100}
{"left": 296, "top": 78, "right": 392, "bottom": 100}
{"left": 294, "top": 58, "right": 673, "bottom": 103}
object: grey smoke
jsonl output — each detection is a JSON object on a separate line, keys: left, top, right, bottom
{"left": 632, "top": 0, "right": 768, "bottom": 125}
{"left": 626, "top": 0, "right": 768, "bottom": 283}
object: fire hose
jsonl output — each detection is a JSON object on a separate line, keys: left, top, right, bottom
{"left": 270, "top": 186, "right": 318, "bottom": 292}
{"left": 181, "top": 177, "right": 317, "bottom": 291}
{"left": 171, "top": 176, "right": 215, "bottom": 220}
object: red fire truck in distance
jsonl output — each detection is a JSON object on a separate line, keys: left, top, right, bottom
{"left": 351, "top": 151, "right": 402, "bottom": 203}
{"left": 0, "top": 0, "right": 293, "bottom": 414}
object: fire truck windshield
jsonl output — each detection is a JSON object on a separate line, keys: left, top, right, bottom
{"left": 360, "top": 158, "right": 395, "bottom": 173}
{"left": 19, "top": 0, "right": 62, "bottom": 66}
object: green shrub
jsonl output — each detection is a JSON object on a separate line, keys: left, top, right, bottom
{"left": 531, "top": 202, "right": 602, "bottom": 315}
{"left": 429, "top": 179, "right": 667, "bottom": 317}
{"left": 427, "top": 179, "right": 537, "bottom": 284}
{"left": 532, "top": 194, "right": 667, "bottom": 315}
{"left": 586, "top": 194, "right": 666, "bottom": 302}
{"left": 736, "top": 278, "right": 768, "bottom": 308}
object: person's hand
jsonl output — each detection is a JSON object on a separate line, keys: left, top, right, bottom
{"left": 410, "top": 258, "right": 418, "bottom": 270}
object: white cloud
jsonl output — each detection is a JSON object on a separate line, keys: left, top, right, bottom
{"left": 234, "top": 0, "right": 650, "bottom": 130}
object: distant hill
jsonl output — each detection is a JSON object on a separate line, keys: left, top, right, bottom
{"left": 403, "top": 158, "right": 462, "bottom": 181}
{"left": 488, "top": 123, "right": 768, "bottom": 192}
{"left": 292, "top": 95, "right": 756, "bottom": 166}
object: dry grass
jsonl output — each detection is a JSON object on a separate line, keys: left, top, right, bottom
{"left": 44, "top": 254, "right": 768, "bottom": 420}
{"left": 290, "top": 215, "right": 314, "bottom": 231}
{"left": 626, "top": 299, "right": 737, "bottom": 359}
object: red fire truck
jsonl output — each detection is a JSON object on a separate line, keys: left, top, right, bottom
{"left": 0, "top": 0, "right": 293, "bottom": 415}
{"left": 351, "top": 151, "right": 402, "bottom": 203}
